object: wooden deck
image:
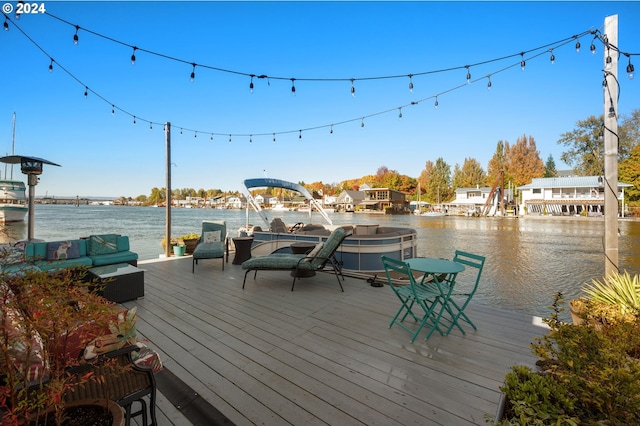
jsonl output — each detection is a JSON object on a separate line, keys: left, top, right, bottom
{"left": 125, "top": 256, "right": 549, "bottom": 426}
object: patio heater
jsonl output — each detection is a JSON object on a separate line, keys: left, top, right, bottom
{"left": 0, "top": 155, "right": 61, "bottom": 241}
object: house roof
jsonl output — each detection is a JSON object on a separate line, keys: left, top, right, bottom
{"left": 518, "top": 176, "right": 632, "bottom": 189}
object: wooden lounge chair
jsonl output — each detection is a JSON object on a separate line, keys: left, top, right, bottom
{"left": 241, "top": 227, "right": 351, "bottom": 291}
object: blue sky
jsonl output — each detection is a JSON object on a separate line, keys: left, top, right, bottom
{"left": 2, "top": 1, "right": 639, "bottom": 198}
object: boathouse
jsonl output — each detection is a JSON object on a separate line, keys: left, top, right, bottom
{"left": 518, "top": 176, "right": 632, "bottom": 216}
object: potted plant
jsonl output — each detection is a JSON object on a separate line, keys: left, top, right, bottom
{"left": 570, "top": 271, "right": 640, "bottom": 327}
{"left": 1, "top": 267, "right": 127, "bottom": 425}
{"left": 491, "top": 292, "right": 640, "bottom": 425}
{"left": 177, "top": 232, "right": 200, "bottom": 255}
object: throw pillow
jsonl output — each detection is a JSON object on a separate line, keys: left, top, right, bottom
{"left": 304, "top": 242, "right": 323, "bottom": 262}
{"left": 88, "top": 234, "right": 118, "bottom": 255}
{"left": 46, "top": 241, "right": 80, "bottom": 260}
{"left": 203, "top": 230, "right": 221, "bottom": 243}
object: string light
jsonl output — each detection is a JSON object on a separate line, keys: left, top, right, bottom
{"left": 465, "top": 66, "right": 471, "bottom": 84}
{"left": 590, "top": 41, "right": 597, "bottom": 55}
{"left": 249, "top": 134, "right": 252, "bottom": 143}
{"left": 549, "top": 49, "right": 555, "bottom": 64}
{"left": 73, "top": 25, "right": 79, "bottom": 45}
{"left": 194, "top": 131, "right": 197, "bottom": 138}
{"left": 130, "top": 47, "right": 137, "bottom": 65}
{"left": 627, "top": 56, "right": 635, "bottom": 80}
{"left": 290, "top": 78, "right": 296, "bottom": 94}
{"left": 272, "top": 133, "right": 276, "bottom": 143}
{"left": 149, "top": 122, "right": 152, "bottom": 130}
{"left": 520, "top": 53, "right": 526, "bottom": 71}
{"left": 605, "top": 47, "right": 612, "bottom": 70}
{"left": 574, "top": 36, "right": 581, "bottom": 53}
{"left": 111, "top": 105, "right": 115, "bottom": 115}
{"left": 249, "top": 75, "right": 254, "bottom": 93}
{"left": 210, "top": 134, "right": 213, "bottom": 141}
{"left": 4, "top": 18, "right": 9, "bottom": 31}
{"left": 398, "top": 107, "right": 403, "bottom": 119}
{"left": 190, "top": 63, "right": 196, "bottom": 82}
{"left": 48, "top": 58, "right": 54, "bottom": 73}
{"left": 10, "top": 13, "right": 619, "bottom": 146}
{"left": 83, "top": 86, "right": 88, "bottom": 98}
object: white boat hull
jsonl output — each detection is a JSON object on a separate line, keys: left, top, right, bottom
{"left": 0, "top": 180, "right": 27, "bottom": 222}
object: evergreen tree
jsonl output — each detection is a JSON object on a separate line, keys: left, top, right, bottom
{"left": 544, "top": 154, "right": 558, "bottom": 177}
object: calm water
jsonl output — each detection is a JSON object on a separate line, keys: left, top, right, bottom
{"left": 2, "top": 204, "right": 639, "bottom": 319}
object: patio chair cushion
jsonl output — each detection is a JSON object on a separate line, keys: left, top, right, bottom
{"left": 192, "top": 242, "right": 225, "bottom": 259}
{"left": 241, "top": 253, "right": 313, "bottom": 270}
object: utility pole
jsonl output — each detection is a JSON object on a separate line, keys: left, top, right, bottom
{"left": 165, "top": 122, "right": 172, "bottom": 258}
{"left": 603, "top": 15, "right": 619, "bottom": 277}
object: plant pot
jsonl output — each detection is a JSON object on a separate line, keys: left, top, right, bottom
{"left": 182, "top": 238, "right": 198, "bottom": 255}
{"left": 173, "top": 245, "right": 186, "bottom": 256}
{"left": 33, "top": 399, "right": 124, "bottom": 426}
{"left": 569, "top": 299, "right": 585, "bottom": 325}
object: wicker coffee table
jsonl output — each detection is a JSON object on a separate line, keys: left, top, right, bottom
{"left": 89, "top": 263, "right": 144, "bottom": 303}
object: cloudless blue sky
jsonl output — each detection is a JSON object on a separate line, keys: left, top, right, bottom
{"left": 2, "top": 1, "right": 639, "bottom": 198}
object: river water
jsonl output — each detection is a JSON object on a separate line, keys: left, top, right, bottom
{"left": 2, "top": 204, "right": 639, "bottom": 319}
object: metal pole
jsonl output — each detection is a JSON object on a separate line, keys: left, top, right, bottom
{"left": 27, "top": 174, "right": 36, "bottom": 240}
{"left": 165, "top": 122, "right": 172, "bottom": 258}
{"left": 603, "top": 15, "right": 619, "bottom": 277}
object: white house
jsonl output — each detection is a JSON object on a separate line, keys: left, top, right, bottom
{"left": 518, "top": 176, "right": 632, "bottom": 216}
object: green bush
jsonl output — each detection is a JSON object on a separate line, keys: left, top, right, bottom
{"left": 492, "top": 293, "right": 640, "bottom": 425}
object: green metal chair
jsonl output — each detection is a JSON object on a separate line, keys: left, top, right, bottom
{"left": 381, "top": 256, "right": 454, "bottom": 342}
{"left": 444, "top": 250, "right": 486, "bottom": 335}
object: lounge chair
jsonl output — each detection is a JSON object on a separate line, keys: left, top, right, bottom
{"left": 241, "top": 227, "right": 351, "bottom": 291}
{"left": 192, "top": 220, "right": 228, "bottom": 272}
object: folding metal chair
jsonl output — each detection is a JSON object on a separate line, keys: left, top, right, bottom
{"left": 445, "top": 250, "right": 486, "bottom": 335}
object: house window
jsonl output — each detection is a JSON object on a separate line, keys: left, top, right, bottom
{"left": 532, "top": 188, "right": 541, "bottom": 194}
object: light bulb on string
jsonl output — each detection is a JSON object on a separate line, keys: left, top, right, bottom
{"left": 590, "top": 42, "right": 596, "bottom": 55}
{"left": 434, "top": 96, "right": 439, "bottom": 109}
{"left": 575, "top": 37, "right": 581, "bottom": 53}
{"left": 330, "top": 125, "right": 333, "bottom": 135}
{"left": 83, "top": 87, "right": 88, "bottom": 98}
{"left": 291, "top": 78, "right": 296, "bottom": 94}
{"left": 229, "top": 135, "right": 232, "bottom": 143}
{"left": 133, "top": 116, "right": 136, "bottom": 125}
{"left": 465, "top": 66, "right": 471, "bottom": 84}
{"left": 180, "top": 128, "right": 183, "bottom": 135}
{"left": 249, "top": 135, "right": 252, "bottom": 144}
{"left": 520, "top": 53, "right": 526, "bottom": 71}
{"left": 73, "top": 26, "right": 79, "bottom": 45}
{"left": 130, "top": 47, "right": 137, "bottom": 65}
{"left": 111, "top": 105, "right": 115, "bottom": 115}
{"left": 273, "top": 133, "right": 276, "bottom": 143}
{"left": 149, "top": 122, "right": 153, "bottom": 131}
{"left": 549, "top": 49, "right": 555, "bottom": 64}
{"left": 408, "top": 74, "right": 414, "bottom": 93}
{"left": 194, "top": 131, "right": 197, "bottom": 139}
{"left": 361, "top": 118, "right": 365, "bottom": 128}
{"left": 210, "top": 134, "right": 213, "bottom": 142}
{"left": 627, "top": 57, "right": 635, "bottom": 80}
{"left": 605, "top": 54, "right": 612, "bottom": 70}
{"left": 48, "top": 58, "right": 54, "bottom": 73}
{"left": 190, "top": 63, "right": 196, "bottom": 82}
{"left": 3, "top": 19, "right": 8, "bottom": 31}
{"left": 299, "top": 130, "right": 302, "bottom": 139}
{"left": 487, "top": 75, "right": 492, "bottom": 90}
{"left": 249, "top": 75, "right": 254, "bottom": 93}
{"left": 398, "top": 108, "right": 403, "bottom": 119}
{"left": 350, "top": 79, "right": 355, "bottom": 97}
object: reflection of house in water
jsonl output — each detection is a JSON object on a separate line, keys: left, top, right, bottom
{"left": 518, "top": 176, "right": 632, "bottom": 216}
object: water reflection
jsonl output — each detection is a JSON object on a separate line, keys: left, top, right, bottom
{"left": 1, "top": 206, "right": 638, "bottom": 320}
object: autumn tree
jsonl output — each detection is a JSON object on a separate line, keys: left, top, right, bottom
{"left": 452, "top": 158, "right": 485, "bottom": 190}
{"left": 486, "top": 140, "right": 508, "bottom": 187}
{"left": 619, "top": 142, "right": 640, "bottom": 203}
{"left": 557, "top": 110, "right": 639, "bottom": 176}
{"left": 506, "top": 134, "right": 544, "bottom": 187}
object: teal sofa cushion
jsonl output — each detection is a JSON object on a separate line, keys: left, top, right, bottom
{"left": 90, "top": 251, "right": 138, "bottom": 267}
{"left": 88, "top": 234, "right": 118, "bottom": 255}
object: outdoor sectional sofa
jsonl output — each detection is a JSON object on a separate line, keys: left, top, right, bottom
{"left": 3, "top": 234, "right": 138, "bottom": 275}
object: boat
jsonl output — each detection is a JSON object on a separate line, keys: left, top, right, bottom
{"left": 240, "top": 178, "right": 418, "bottom": 277}
{"left": 0, "top": 114, "right": 27, "bottom": 222}
{"left": 271, "top": 203, "right": 289, "bottom": 211}
{"left": 421, "top": 185, "right": 446, "bottom": 217}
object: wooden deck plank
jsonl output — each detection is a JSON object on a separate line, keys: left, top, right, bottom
{"left": 130, "top": 257, "right": 548, "bottom": 425}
